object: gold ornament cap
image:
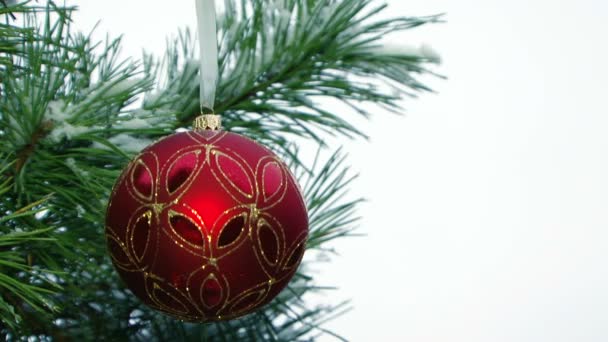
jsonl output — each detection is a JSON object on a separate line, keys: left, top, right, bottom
{"left": 193, "top": 114, "right": 222, "bottom": 131}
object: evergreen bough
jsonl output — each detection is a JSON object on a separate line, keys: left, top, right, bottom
{"left": 0, "top": 0, "right": 440, "bottom": 340}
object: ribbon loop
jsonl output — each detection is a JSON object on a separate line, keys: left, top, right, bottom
{"left": 195, "top": 0, "right": 218, "bottom": 113}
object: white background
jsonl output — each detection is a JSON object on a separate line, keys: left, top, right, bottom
{"left": 65, "top": 0, "right": 608, "bottom": 341}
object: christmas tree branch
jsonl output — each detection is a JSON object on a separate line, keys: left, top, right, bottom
{"left": 150, "top": 0, "right": 441, "bottom": 153}
{"left": 0, "top": 0, "right": 440, "bottom": 339}
{"left": 0, "top": 161, "right": 62, "bottom": 333}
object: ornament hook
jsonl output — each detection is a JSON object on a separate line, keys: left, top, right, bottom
{"left": 193, "top": 114, "right": 222, "bottom": 131}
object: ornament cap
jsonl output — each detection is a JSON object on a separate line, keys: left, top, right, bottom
{"left": 193, "top": 114, "right": 222, "bottom": 131}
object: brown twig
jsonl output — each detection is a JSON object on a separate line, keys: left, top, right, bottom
{"left": 14, "top": 121, "right": 53, "bottom": 173}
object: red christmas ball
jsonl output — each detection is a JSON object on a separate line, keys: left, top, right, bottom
{"left": 105, "top": 126, "right": 308, "bottom": 322}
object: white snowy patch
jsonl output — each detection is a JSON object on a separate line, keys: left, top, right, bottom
{"left": 46, "top": 100, "right": 68, "bottom": 121}
{"left": 145, "top": 91, "right": 163, "bottom": 105}
{"left": 376, "top": 42, "right": 441, "bottom": 62}
{"left": 419, "top": 43, "right": 441, "bottom": 62}
{"left": 267, "top": 0, "right": 292, "bottom": 22}
{"left": 378, "top": 43, "right": 418, "bottom": 56}
{"left": 105, "top": 78, "right": 143, "bottom": 97}
{"left": 35, "top": 209, "right": 50, "bottom": 220}
{"left": 65, "top": 157, "right": 90, "bottom": 178}
{"left": 44, "top": 77, "right": 145, "bottom": 143}
{"left": 45, "top": 100, "right": 99, "bottom": 141}
{"left": 65, "top": 158, "right": 77, "bottom": 168}
{"left": 76, "top": 205, "right": 86, "bottom": 216}
{"left": 114, "top": 117, "right": 152, "bottom": 130}
{"left": 48, "top": 122, "right": 93, "bottom": 141}
{"left": 105, "top": 134, "right": 153, "bottom": 153}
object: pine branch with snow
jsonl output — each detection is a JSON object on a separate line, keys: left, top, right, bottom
{"left": 0, "top": 0, "right": 441, "bottom": 339}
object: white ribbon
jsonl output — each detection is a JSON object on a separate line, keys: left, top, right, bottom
{"left": 195, "top": 0, "right": 218, "bottom": 112}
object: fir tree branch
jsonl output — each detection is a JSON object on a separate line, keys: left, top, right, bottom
{"left": 0, "top": 0, "right": 440, "bottom": 339}
{"left": 148, "top": 0, "right": 441, "bottom": 156}
{"left": 0, "top": 167, "right": 61, "bottom": 334}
